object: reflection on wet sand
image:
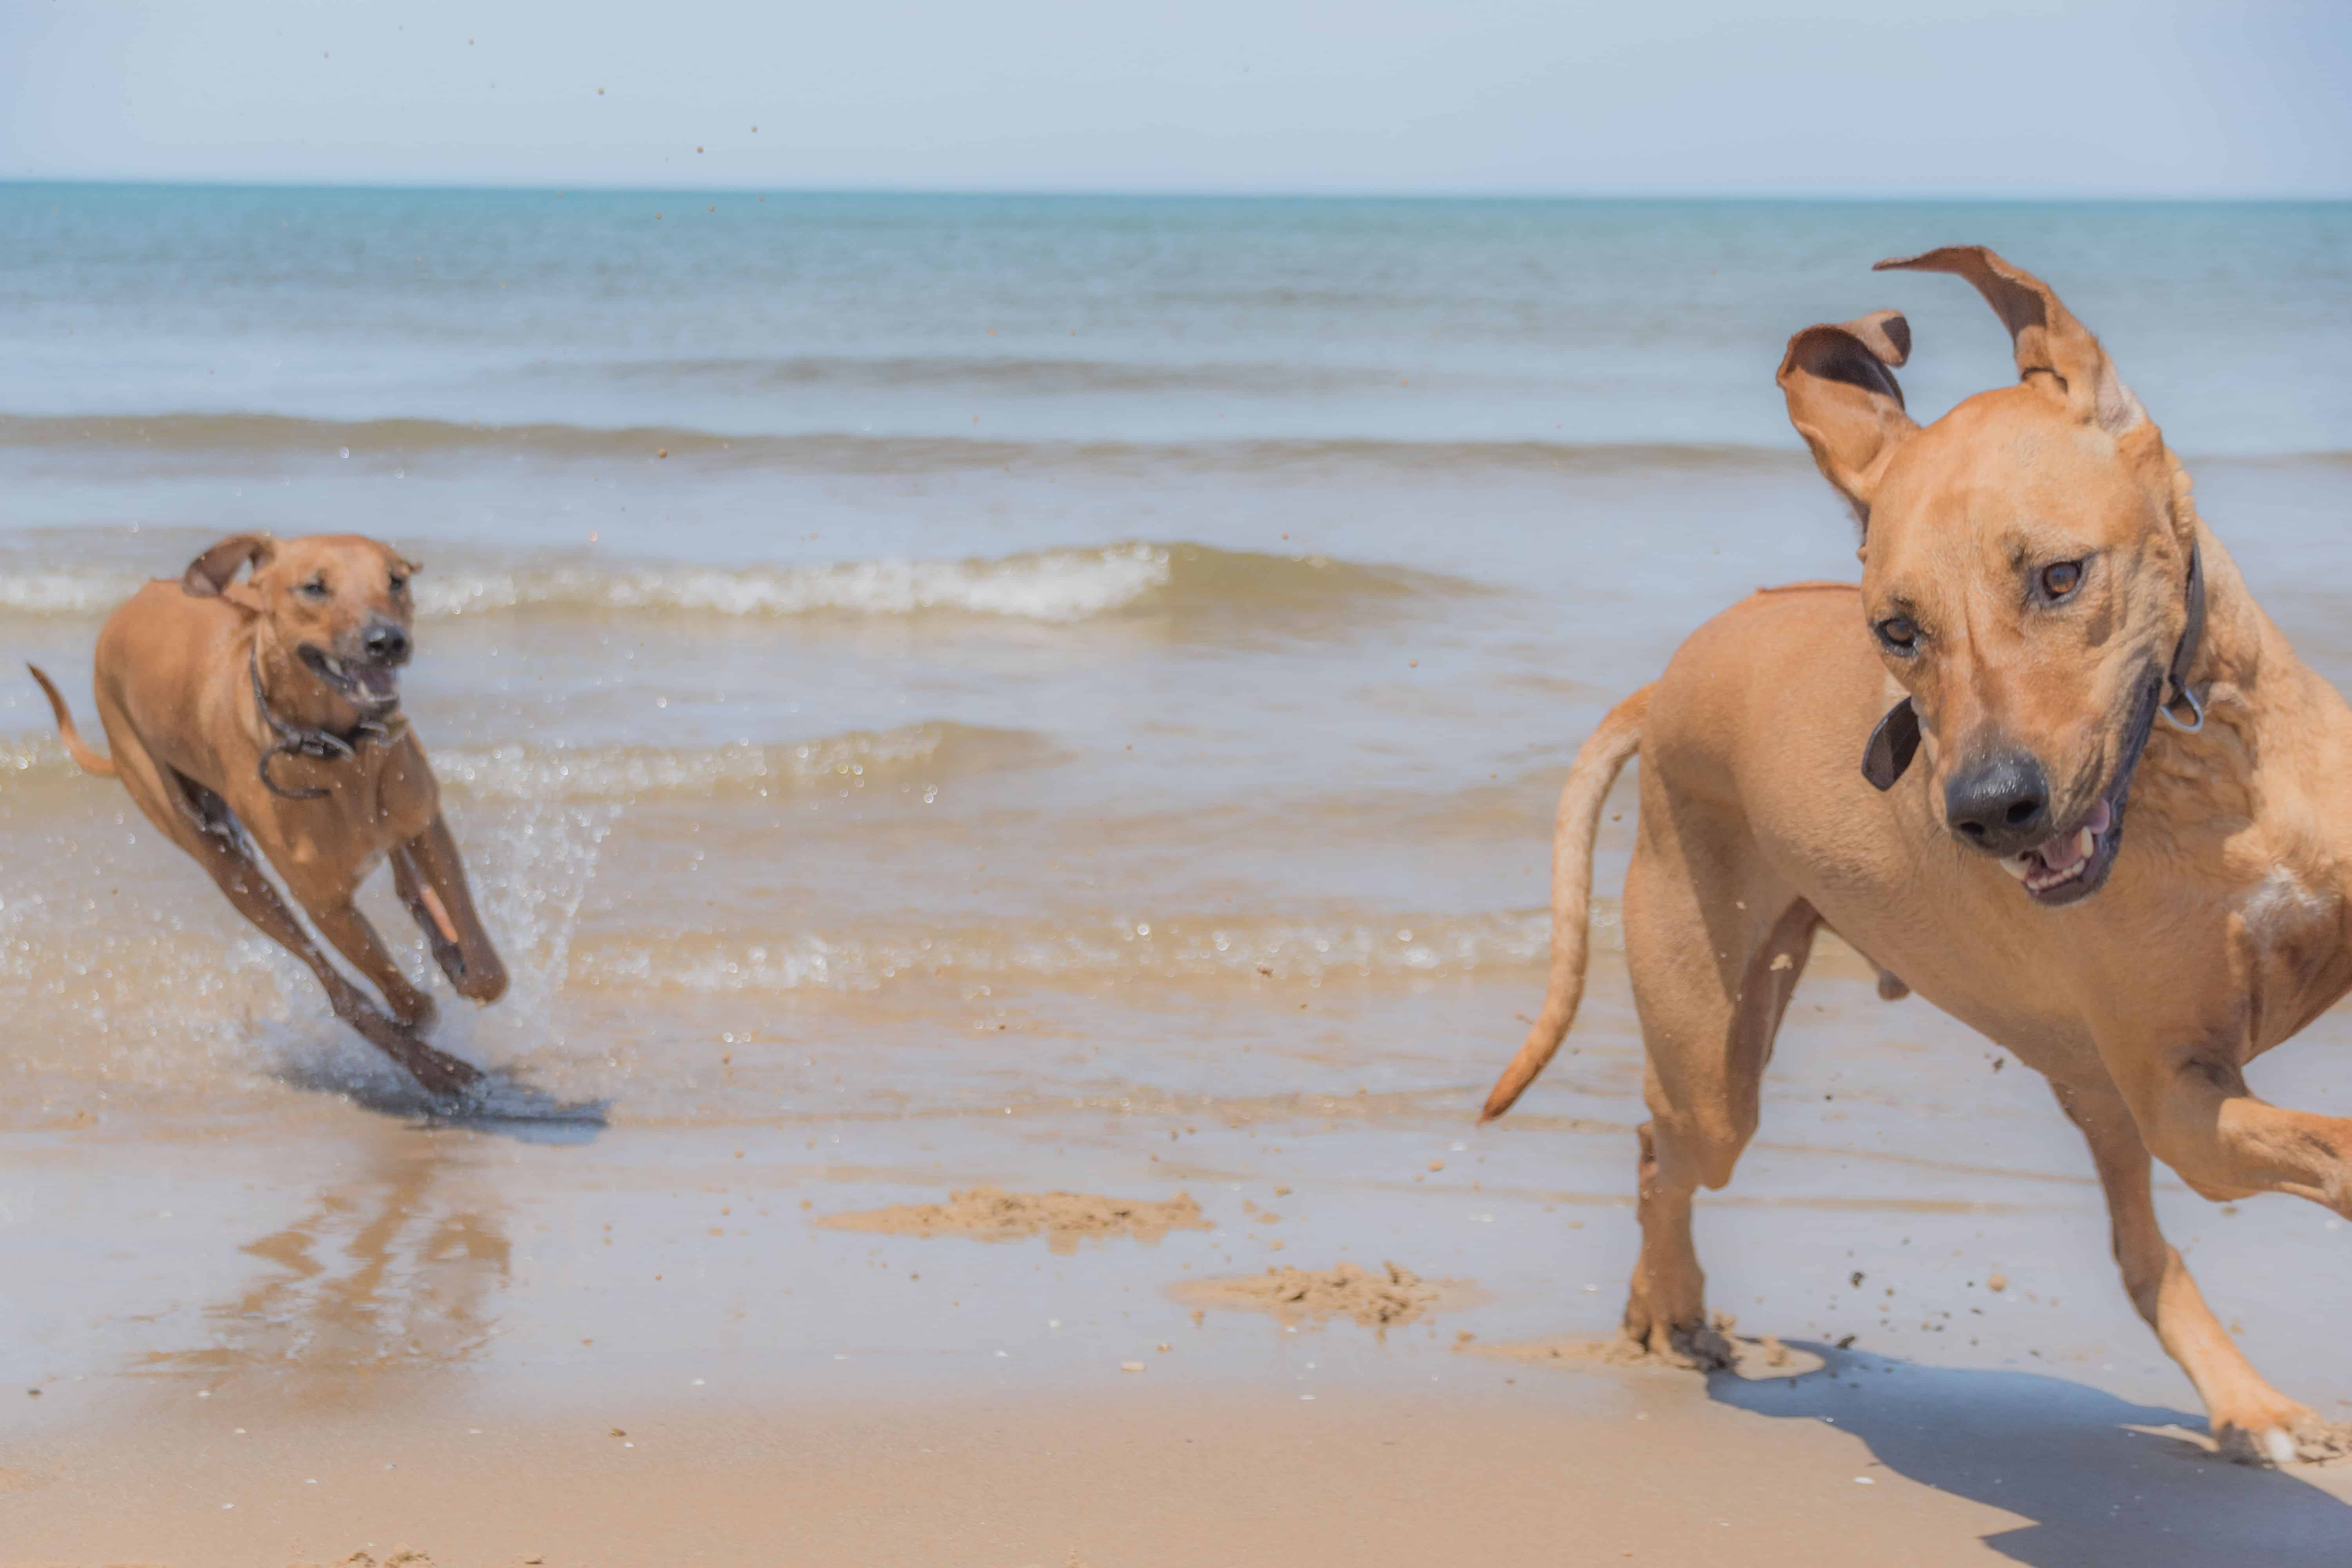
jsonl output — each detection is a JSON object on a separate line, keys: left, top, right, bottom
{"left": 140, "top": 1129, "right": 510, "bottom": 1383}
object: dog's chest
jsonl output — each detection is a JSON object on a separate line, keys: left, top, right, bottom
{"left": 2232, "top": 865, "right": 2352, "bottom": 1045}
{"left": 2237, "top": 865, "right": 2336, "bottom": 948}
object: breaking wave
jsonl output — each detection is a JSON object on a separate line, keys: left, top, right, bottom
{"left": 0, "top": 541, "right": 1468, "bottom": 625}
{"left": 429, "top": 723, "right": 1053, "bottom": 802}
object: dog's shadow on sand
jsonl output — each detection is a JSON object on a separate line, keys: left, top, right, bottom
{"left": 1710, "top": 1344, "right": 2352, "bottom": 1567}
{"left": 271, "top": 1058, "right": 610, "bottom": 1146}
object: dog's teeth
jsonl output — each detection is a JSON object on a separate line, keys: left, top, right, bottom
{"left": 2000, "top": 856, "right": 2033, "bottom": 882}
{"left": 2077, "top": 828, "right": 2096, "bottom": 860}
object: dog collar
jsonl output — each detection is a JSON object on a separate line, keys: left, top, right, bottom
{"left": 2159, "top": 541, "right": 2207, "bottom": 733}
{"left": 248, "top": 645, "right": 405, "bottom": 801}
{"left": 1862, "top": 541, "right": 2206, "bottom": 791}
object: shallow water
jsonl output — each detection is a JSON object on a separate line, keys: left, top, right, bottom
{"left": 3, "top": 192, "right": 2352, "bottom": 1452}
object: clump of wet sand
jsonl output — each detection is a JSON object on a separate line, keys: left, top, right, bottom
{"left": 817, "top": 1185, "right": 1210, "bottom": 1253}
{"left": 1177, "top": 1260, "right": 1468, "bottom": 1330}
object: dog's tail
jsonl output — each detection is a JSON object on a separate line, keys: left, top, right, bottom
{"left": 1480, "top": 684, "right": 1651, "bottom": 1122}
{"left": 26, "top": 664, "right": 117, "bottom": 777}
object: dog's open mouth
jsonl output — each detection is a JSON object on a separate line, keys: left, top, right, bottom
{"left": 2000, "top": 794, "right": 2120, "bottom": 902}
{"left": 1991, "top": 673, "right": 2163, "bottom": 908}
{"left": 299, "top": 646, "right": 401, "bottom": 711}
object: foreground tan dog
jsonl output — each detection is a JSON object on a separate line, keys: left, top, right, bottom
{"left": 1484, "top": 246, "right": 2352, "bottom": 1465}
{"left": 29, "top": 534, "right": 506, "bottom": 1094}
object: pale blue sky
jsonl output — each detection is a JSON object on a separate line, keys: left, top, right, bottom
{"left": 3, "top": 1, "right": 2346, "bottom": 196}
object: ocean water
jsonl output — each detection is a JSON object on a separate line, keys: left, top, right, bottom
{"left": 1, "top": 188, "right": 2349, "bottom": 1129}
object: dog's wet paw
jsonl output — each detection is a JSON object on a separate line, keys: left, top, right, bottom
{"left": 406, "top": 1047, "right": 482, "bottom": 1100}
{"left": 1624, "top": 1317, "right": 1737, "bottom": 1372}
{"left": 2215, "top": 1409, "right": 2352, "bottom": 1466}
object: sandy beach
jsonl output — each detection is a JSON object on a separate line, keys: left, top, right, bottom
{"left": 19, "top": 1370, "right": 2352, "bottom": 1568}
{"left": 6, "top": 191, "right": 2352, "bottom": 1564}
{"left": 11, "top": 939, "right": 2352, "bottom": 1565}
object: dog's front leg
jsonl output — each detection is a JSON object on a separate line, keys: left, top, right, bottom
{"left": 2127, "top": 1046, "right": 2352, "bottom": 1216}
{"left": 2051, "top": 1074, "right": 2347, "bottom": 1464}
{"left": 392, "top": 813, "right": 508, "bottom": 1005}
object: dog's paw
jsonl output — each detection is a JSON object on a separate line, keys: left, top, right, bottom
{"left": 1622, "top": 1317, "right": 1737, "bottom": 1372}
{"left": 2214, "top": 1408, "right": 2352, "bottom": 1466}
{"left": 404, "top": 1045, "right": 482, "bottom": 1099}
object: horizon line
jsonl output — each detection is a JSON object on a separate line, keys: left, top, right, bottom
{"left": 5, "top": 175, "right": 2347, "bottom": 205}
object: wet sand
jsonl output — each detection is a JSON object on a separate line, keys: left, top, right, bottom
{"left": 11, "top": 945, "right": 2352, "bottom": 1565}
{"left": 17, "top": 1370, "right": 2352, "bottom": 1568}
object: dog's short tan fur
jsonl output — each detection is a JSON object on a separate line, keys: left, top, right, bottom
{"left": 29, "top": 533, "right": 506, "bottom": 1094}
{"left": 1485, "top": 247, "right": 2352, "bottom": 1465}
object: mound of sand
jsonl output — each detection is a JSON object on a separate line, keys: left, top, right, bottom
{"left": 817, "top": 1185, "right": 1210, "bottom": 1253}
{"left": 1177, "top": 1260, "right": 1468, "bottom": 1330}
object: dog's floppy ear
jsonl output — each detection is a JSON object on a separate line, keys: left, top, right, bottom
{"left": 1861, "top": 698, "right": 1921, "bottom": 791}
{"left": 1876, "top": 245, "right": 2144, "bottom": 436}
{"left": 1777, "top": 308, "right": 1918, "bottom": 530}
{"left": 182, "top": 533, "right": 275, "bottom": 613}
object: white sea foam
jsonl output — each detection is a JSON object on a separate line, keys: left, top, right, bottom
{"left": 418, "top": 543, "right": 1170, "bottom": 622}
{"left": 430, "top": 723, "right": 1039, "bottom": 802}
{"left": 0, "top": 543, "right": 1176, "bottom": 624}
{"left": 0, "top": 571, "right": 142, "bottom": 615}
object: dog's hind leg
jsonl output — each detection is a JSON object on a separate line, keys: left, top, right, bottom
{"left": 2051, "top": 1073, "right": 2352, "bottom": 1465}
{"left": 1620, "top": 819, "right": 1818, "bottom": 1368}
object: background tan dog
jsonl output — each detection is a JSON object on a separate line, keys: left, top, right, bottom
{"left": 1484, "top": 246, "right": 2352, "bottom": 1466}
{"left": 28, "top": 533, "right": 505, "bottom": 1095}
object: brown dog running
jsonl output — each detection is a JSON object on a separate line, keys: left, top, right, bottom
{"left": 29, "top": 532, "right": 506, "bottom": 1095}
{"left": 1483, "top": 246, "right": 2352, "bottom": 1465}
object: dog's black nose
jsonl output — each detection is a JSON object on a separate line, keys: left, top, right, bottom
{"left": 362, "top": 622, "right": 410, "bottom": 664}
{"left": 1945, "top": 751, "right": 2050, "bottom": 854}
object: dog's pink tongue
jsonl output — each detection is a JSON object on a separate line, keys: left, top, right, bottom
{"left": 2034, "top": 828, "right": 2088, "bottom": 873}
{"left": 2029, "top": 799, "right": 2111, "bottom": 872}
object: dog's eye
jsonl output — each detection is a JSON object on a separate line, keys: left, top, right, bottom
{"left": 299, "top": 577, "right": 330, "bottom": 599}
{"left": 388, "top": 574, "right": 407, "bottom": 595}
{"left": 1874, "top": 615, "right": 1920, "bottom": 653}
{"left": 2040, "top": 560, "right": 2085, "bottom": 600}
